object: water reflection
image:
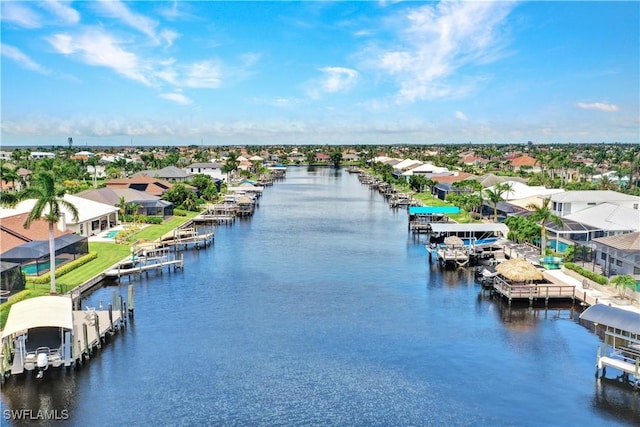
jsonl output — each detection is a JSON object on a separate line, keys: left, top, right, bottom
{"left": 593, "top": 378, "right": 640, "bottom": 425}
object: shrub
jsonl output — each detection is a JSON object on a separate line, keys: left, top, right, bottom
{"left": 173, "top": 209, "right": 188, "bottom": 216}
{"left": 145, "top": 216, "right": 163, "bottom": 224}
{"left": 565, "top": 262, "right": 608, "bottom": 285}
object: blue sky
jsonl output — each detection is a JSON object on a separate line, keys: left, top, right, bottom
{"left": 1, "top": 1, "right": 638, "bottom": 147}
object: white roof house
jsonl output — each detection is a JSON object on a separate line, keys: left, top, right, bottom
{"left": 564, "top": 203, "right": 640, "bottom": 234}
{"left": 549, "top": 190, "right": 640, "bottom": 217}
{"left": 490, "top": 181, "right": 564, "bottom": 201}
{"left": 0, "top": 194, "right": 119, "bottom": 237}
{"left": 394, "top": 159, "right": 423, "bottom": 171}
{"left": 401, "top": 163, "right": 451, "bottom": 176}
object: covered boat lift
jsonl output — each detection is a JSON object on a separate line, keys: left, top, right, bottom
{"left": 408, "top": 206, "right": 459, "bottom": 234}
{"left": 580, "top": 304, "right": 640, "bottom": 389}
{"left": 2, "top": 296, "right": 74, "bottom": 377}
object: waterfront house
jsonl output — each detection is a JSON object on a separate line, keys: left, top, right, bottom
{"left": 592, "top": 232, "right": 640, "bottom": 278}
{"left": 184, "top": 162, "right": 225, "bottom": 181}
{"left": 549, "top": 190, "right": 640, "bottom": 217}
{"left": 0, "top": 194, "right": 118, "bottom": 237}
{"left": 106, "top": 175, "right": 179, "bottom": 197}
{"left": 76, "top": 187, "right": 174, "bottom": 218}
{"left": 135, "top": 166, "right": 192, "bottom": 182}
{"left": 0, "top": 212, "right": 89, "bottom": 277}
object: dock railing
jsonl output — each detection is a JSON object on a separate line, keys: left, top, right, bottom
{"left": 493, "top": 276, "right": 576, "bottom": 303}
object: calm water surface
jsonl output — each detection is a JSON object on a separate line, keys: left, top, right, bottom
{"left": 2, "top": 167, "right": 639, "bottom": 426}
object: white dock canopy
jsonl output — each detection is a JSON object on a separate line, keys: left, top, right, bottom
{"left": 579, "top": 304, "right": 640, "bottom": 335}
{"left": 428, "top": 223, "right": 509, "bottom": 235}
{"left": 2, "top": 296, "right": 73, "bottom": 339}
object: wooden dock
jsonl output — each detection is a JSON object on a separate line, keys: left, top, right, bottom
{"left": 492, "top": 275, "right": 576, "bottom": 305}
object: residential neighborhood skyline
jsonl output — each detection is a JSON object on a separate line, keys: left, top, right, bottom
{"left": 1, "top": 1, "right": 638, "bottom": 146}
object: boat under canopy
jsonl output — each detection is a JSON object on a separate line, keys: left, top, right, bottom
{"left": 428, "top": 223, "right": 509, "bottom": 235}
{"left": 2, "top": 296, "right": 73, "bottom": 339}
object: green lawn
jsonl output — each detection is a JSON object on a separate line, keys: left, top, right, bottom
{"left": 131, "top": 212, "right": 198, "bottom": 241}
{"left": 413, "top": 193, "right": 473, "bottom": 223}
{"left": 1, "top": 212, "right": 199, "bottom": 329}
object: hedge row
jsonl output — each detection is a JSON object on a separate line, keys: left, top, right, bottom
{"left": 121, "top": 215, "right": 164, "bottom": 224}
{"left": 565, "top": 262, "right": 608, "bottom": 285}
{"left": 26, "top": 252, "right": 98, "bottom": 285}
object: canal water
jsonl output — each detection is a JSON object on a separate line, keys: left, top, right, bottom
{"left": 2, "top": 167, "right": 639, "bottom": 426}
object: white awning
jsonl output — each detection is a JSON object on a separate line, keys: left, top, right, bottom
{"left": 428, "top": 223, "right": 509, "bottom": 234}
{"left": 2, "top": 296, "right": 73, "bottom": 339}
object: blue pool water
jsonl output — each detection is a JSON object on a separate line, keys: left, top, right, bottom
{"left": 20, "top": 258, "right": 67, "bottom": 275}
{"left": 547, "top": 239, "right": 571, "bottom": 252}
{"left": 105, "top": 230, "right": 119, "bottom": 238}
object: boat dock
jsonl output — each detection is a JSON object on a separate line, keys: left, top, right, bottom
{"left": 105, "top": 248, "right": 184, "bottom": 280}
{"left": 1, "top": 291, "right": 133, "bottom": 379}
{"left": 491, "top": 275, "right": 576, "bottom": 305}
{"left": 580, "top": 304, "right": 640, "bottom": 389}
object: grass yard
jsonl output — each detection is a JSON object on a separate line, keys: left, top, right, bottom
{"left": 132, "top": 212, "right": 198, "bottom": 241}
{"left": 1, "top": 212, "right": 200, "bottom": 329}
{"left": 413, "top": 192, "right": 473, "bottom": 223}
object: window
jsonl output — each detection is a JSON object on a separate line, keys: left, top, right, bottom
{"left": 587, "top": 202, "right": 596, "bottom": 206}
{"left": 616, "top": 259, "right": 622, "bottom": 267}
{"left": 600, "top": 252, "right": 607, "bottom": 260}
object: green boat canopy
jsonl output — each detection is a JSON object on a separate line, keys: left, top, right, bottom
{"left": 408, "top": 206, "right": 460, "bottom": 215}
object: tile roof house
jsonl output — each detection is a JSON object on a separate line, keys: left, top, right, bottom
{"left": 106, "top": 175, "right": 175, "bottom": 197}
{"left": 76, "top": 187, "right": 174, "bottom": 218}
{"left": 0, "top": 212, "right": 89, "bottom": 278}
{"left": 509, "top": 155, "right": 541, "bottom": 172}
{"left": 0, "top": 212, "right": 71, "bottom": 254}
{"left": 0, "top": 195, "right": 119, "bottom": 237}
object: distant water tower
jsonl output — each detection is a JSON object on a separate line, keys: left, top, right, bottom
{"left": 68, "top": 137, "right": 73, "bottom": 150}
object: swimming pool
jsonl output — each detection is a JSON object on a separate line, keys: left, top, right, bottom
{"left": 105, "top": 230, "right": 119, "bottom": 238}
{"left": 546, "top": 239, "right": 571, "bottom": 253}
{"left": 21, "top": 258, "right": 67, "bottom": 275}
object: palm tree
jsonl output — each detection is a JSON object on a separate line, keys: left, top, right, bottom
{"left": 115, "top": 196, "right": 128, "bottom": 221}
{"left": 526, "top": 197, "right": 563, "bottom": 256}
{"left": 18, "top": 171, "right": 79, "bottom": 294}
{"left": 609, "top": 274, "right": 636, "bottom": 298}
{"left": 483, "top": 183, "right": 509, "bottom": 222}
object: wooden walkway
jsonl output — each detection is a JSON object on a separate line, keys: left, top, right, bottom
{"left": 104, "top": 256, "right": 184, "bottom": 279}
{"left": 72, "top": 306, "right": 125, "bottom": 362}
{"left": 492, "top": 276, "right": 576, "bottom": 305}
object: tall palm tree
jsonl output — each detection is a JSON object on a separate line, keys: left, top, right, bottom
{"left": 484, "top": 184, "right": 508, "bottom": 222}
{"left": 115, "top": 196, "right": 128, "bottom": 222}
{"left": 526, "top": 197, "right": 563, "bottom": 256}
{"left": 18, "top": 171, "right": 79, "bottom": 294}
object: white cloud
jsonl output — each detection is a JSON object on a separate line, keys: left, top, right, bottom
{"left": 1, "top": 2, "right": 42, "bottom": 28}
{"left": 40, "top": 0, "right": 80, "bottom": 25}
{"left": 1, "top": 44, "right": 50, "bottom": 74}
{"left": 182, "top": 61, "right": 223, "bottom": 89}
{"left": 307, "top": 67, "right": 359, "bottom": 98}
{"left": 47, "top": 30, "right": 152, "bottom": 86}
{"left": 576, "top": 102, "right": 619, "bottom": 112}
{"left": 160, "top": 92, "right": 192, "bottom": 105}
{"left": 364, "top": 1, "right": 515, "bottom": 103}
{"left": 455, "top": 111, "right": 468, "bottom": 121}
{"left": 320, "top": 67, "right": 359, "bottom": 93}
{"left": 96, "top": 0, "right": 160, "bottom": 44}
